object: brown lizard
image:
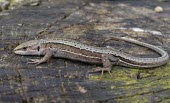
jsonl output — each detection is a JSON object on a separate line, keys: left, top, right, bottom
{"left": 14, "top": 37, "right": 169, "bottom": 76}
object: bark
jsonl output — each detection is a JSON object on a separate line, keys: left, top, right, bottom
{"left": 0, "top": 0, "right": 170, "bottom": 102}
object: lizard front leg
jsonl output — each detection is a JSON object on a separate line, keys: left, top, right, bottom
{"left": 91, "top": 54, "right": 118, "bottom": 77}
{"left": 28, "top": 48, "right": 53, "bottom": 65}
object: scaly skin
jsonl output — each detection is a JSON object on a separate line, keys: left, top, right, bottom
{"left": 14, "top": 37, "right": 169, "bottom": 72}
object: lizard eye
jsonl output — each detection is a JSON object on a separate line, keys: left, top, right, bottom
{"left": 37, "top": 46, "right": 40, "bottom": 51}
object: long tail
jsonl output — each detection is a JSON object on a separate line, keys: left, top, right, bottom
{"left": 104, "top": 36, "right": 169, "bottom": 68}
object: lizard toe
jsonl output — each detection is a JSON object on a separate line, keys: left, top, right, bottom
{"left": 90, "top": 67, "right": 112, "bottom": 78}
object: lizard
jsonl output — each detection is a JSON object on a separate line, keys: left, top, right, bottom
{"left": 14, "top": 37, "right": 169, "bottom": 76}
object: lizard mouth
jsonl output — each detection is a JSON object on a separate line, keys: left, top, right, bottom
{"left": 14, "top": 49, "right": 40, "bottom": 55}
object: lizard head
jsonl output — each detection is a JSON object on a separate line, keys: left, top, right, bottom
{"left": 14, "top": 40, "right": 44, "bottom": 55}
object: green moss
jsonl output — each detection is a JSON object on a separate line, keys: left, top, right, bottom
{"left": 89, "top": 61, "right": 170, "bottom": 102}
{"left": 9, "top": 0, "right": 20, "bottom": 6}
{"left": 89, "top": 62, "right": 170, "bottom": 82}
{"left": 89, "top": 67, "right": 140, "bottom": 83}
{"left": 116, "top": 93, "right": 150, "bottom": 103}
{"left": 0, "top": 0, "right": 5, "bottom": 2}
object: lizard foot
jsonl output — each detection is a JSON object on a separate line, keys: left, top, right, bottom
{"left": 90, "top": 67, "right": 112, "bottom": 78}
{"left": 27, "top": 59, "right": 42, "bottom": 65}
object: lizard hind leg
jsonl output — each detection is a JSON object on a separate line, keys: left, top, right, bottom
{"left": 91, "top": 54, "right": 117, "bottom": 78}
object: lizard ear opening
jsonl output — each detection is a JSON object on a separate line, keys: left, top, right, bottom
{"left": 37, "top": 46, "right": 40, "bottom": 51}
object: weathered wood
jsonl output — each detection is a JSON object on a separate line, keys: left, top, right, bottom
{"left": 0, "top": 0, "right": 170, "bottom": 102}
